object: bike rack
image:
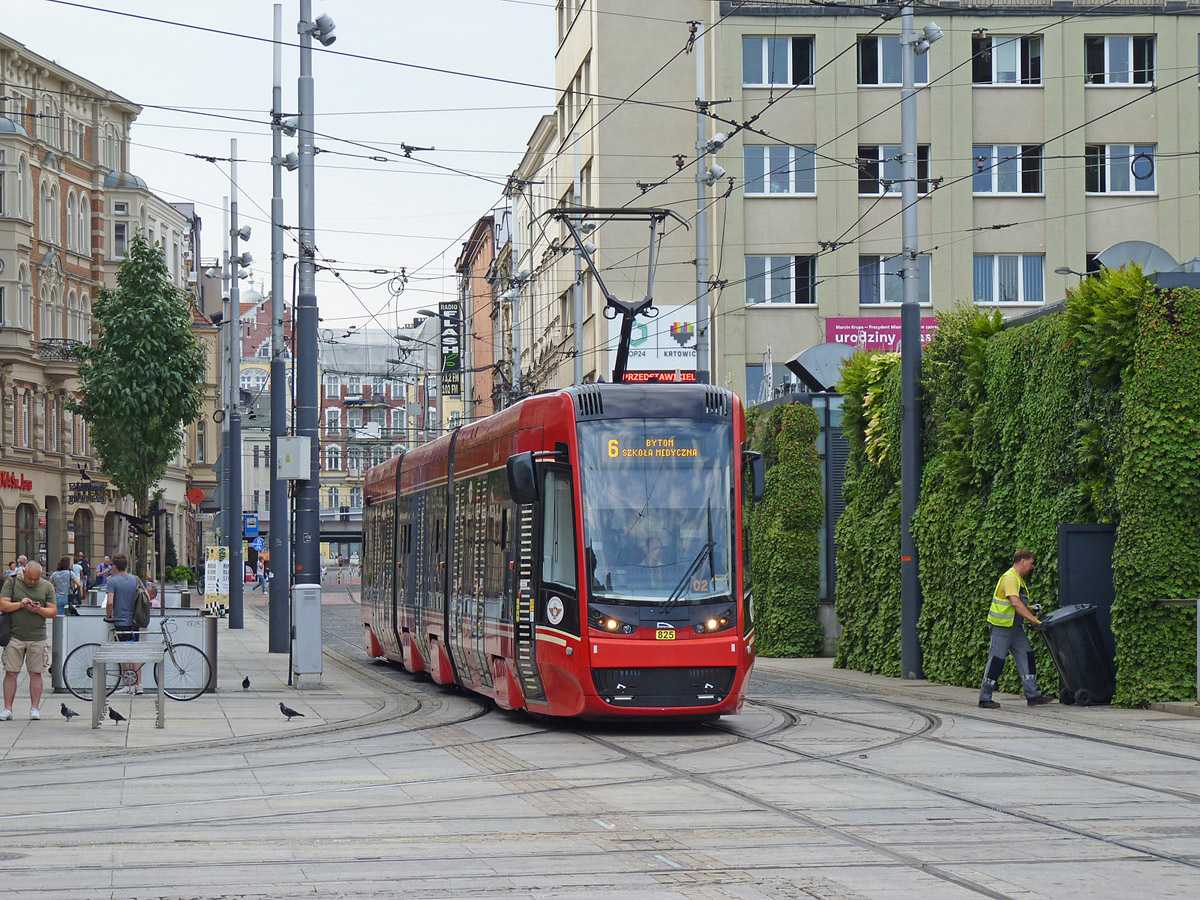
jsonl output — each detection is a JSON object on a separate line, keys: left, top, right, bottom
{"left": 90, "top": 642, "right": 167, "bottom": 729}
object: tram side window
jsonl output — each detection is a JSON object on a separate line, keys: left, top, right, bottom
{"left": 542, "top": 470, "right": 577, "bottom": 588}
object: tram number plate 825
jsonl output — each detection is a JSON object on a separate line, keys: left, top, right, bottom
{"left": 655, "top": 628, "right": 676, "bottom": 641}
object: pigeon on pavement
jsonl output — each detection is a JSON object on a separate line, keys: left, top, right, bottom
{"left": 242, "top": 676, "right": 251, "bottom": 691}
{"left": 108, "top": 707, "right": 126, "bottom": 724}
{"left": 279, "top": 702, "right": 305, "bottom": 720}
{"left": 61, "top": 703, "right": 79, "bottom": 721}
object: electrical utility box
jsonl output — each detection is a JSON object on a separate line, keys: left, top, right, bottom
{"left": 291, "top": 583, "right": 323, "bottom": 688}
{"left": 276, "top": 436, "right": 312, "bottom": 480}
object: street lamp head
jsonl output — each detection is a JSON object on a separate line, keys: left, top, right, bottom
{"left": 283, "top": 152, "right": 299, "bottom": 172}
{"left": 416, "top": 308, "right": 439, "bottom": 318}
{"left": 701, "top": 163, "right": 726, "bottom": 186}
{"left": 281, "top": 117, "right": 298, "bottom": 137}
{"left": 237, "top": 252, "right": 253, "bottom": 268}
{"left": 235, "top": 225, "right": 252, "bottom": 242}
{"left": 915, "top": 21, "right": 943, "bottom": 55}
{"left": 204, "top": 267, "right": 221, "bottom": 279}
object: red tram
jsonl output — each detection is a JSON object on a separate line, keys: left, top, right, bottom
{"left": 361, "top": 382, "right": 763, "bottom": 718}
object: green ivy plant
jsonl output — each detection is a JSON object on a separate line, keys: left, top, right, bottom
{"left": 746, "top": 403, "right": 824, "bottom": 657}
{"left": 832, "top": 268, "right": 1198, "bottom": 705}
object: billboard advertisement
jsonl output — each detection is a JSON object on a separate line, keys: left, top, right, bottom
{"left": 826, "top": 316, "right": 938, "bottom": 352}
{"left": 606, "top": 305, "right": 697, "bottom": 380}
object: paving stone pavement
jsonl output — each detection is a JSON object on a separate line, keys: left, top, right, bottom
{"left": 0, "top": 595, "right": 1197, "bottom": 900}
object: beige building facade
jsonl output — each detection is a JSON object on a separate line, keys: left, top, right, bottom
{"left": 513, "top": 1, "right": 1200, "bottom": 402}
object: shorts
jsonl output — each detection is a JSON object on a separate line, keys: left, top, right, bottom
{"left": 2, "top": 638, "right": 50, "bottom": 674}
{"left": 114, "top": 629, "right": 139, "bottom": 643}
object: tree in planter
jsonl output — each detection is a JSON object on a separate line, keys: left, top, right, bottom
{"left": 70, "top": 232, "right": 206, "bottom": 578}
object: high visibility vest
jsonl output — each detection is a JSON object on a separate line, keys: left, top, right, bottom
{"left": 988, "top": 567, "right": 1027, "bottom": 627}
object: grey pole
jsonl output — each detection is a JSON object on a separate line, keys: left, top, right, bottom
{"left": 693, "top": 20, "right": 711, "bottom": 386}
{"left": 899, "top": 3, "right": 924, "bottom": 678}
{"left": 294, "top": 0, "right": 323, "bottom": 591}
{"left": 228, "top": 137, "right": 245, "bottom": 630}
{"left": 510, "top": 189, "right": 521, "bottom": 402}
{"left": 268, "top": 2, "right": 290, "bottom": 653}
{"left": 572, "top": 134, "right": 583, "bottom": 385}
{"left": 219, "top": 198, "right": 230, "bottom": 552}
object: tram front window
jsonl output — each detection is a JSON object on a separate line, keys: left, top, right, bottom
{"left": 578, "top": 419, "right": 733, "bottom": 604}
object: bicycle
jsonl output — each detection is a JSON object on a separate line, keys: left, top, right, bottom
{"left": 62, "top": 617, "right": 213, "bottom": 702}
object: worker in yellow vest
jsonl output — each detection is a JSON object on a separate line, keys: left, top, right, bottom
{"left": 979, "top": 549, "right": 1053, "bottom": 709}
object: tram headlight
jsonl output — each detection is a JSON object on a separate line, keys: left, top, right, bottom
{"left": 693, "top": 608, "right": 735, "bottom": 634}
{"left": 590, "top": 607, "right": 638, "bottom": 636}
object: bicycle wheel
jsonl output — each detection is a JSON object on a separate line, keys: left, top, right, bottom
{"left": 160, "top": 643, "right": 212, "bottom": 701}
{"left": 63, "top": 643, "right": 120, "bottom": 701}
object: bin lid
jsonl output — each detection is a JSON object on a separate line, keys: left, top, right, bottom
{"left": 1040, "top": 604, "right": 1097, "bottom": 627}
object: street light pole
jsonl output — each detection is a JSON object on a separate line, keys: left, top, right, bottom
{"left": 228, "top": 138, "right": 245, "bottom": 630}
{"left": 267, "top": 2, "right": 290, "bottom": 653}
{"left": 693, "top": 20, "right": 711, "bottom": 386}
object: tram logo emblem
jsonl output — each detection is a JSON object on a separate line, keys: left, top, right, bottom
{"left": 669, "top": 321, "right": 694, "bottom": 347}
{"left": 546, "top": 595, "right": 565, "bottom": 626}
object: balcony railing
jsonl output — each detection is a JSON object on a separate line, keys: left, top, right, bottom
{"left": 36, "top": 338, "right": 84, "bottom": 361}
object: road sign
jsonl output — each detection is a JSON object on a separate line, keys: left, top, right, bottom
{"left": 187, "top": 488, "right": 205, "bottom": 504}
{"left": 252, "top": 537, "right": 265, "bottom": 552}
{"left": 244, "top": 514, "right": 259, "bottom": 537}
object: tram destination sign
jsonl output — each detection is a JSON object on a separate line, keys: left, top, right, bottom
{"left": 605, "top": 436, "right": 699, "bottom": 461}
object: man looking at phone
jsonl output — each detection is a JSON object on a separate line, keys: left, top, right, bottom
{"left": 1, "top": 562, "right": 57, "bottom": 721}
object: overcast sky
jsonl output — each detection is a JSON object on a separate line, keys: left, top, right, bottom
{"left": 4, "top": 0, "right": 554, "bottom": 331}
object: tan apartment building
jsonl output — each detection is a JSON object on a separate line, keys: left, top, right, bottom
{"left": 511, "top": 1, "right": 1200, "bottom": 402}
{"left": 0, "top": 31, "right": 209, "bottom": 568}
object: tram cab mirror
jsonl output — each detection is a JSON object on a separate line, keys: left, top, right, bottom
{"left": 507, "top": 452, "right": 540, "bottom": 505}
{"left": 744, "top": 450, "right": 765, "bottom": 502}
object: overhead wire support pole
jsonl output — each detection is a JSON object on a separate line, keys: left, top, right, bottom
{"left": 293, "top": 0, "right": 327, "bottom": 685}
{"left": 219, "top": 197, "right": 231, "bottom": 555}
{"left": 692, "top": 19, "right": 711, "bottom": 386}
{"left": 573, "top": 133, "right": 583, "bottom": 386}
{"left": 268, "top": 2, "right": 290, "bottom": 653}
{"left": 228, "top": 137, "right": 245, "bottom": 630}
{"left": 900, "top": 1, "right": 937, "bottom": 679}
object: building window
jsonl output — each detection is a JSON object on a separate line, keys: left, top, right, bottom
{"left": 348, "top": 375, "right": 362, "bottom": 396}
{"left": 350, "top": 486, "right": 362, "bottom": 509}
{"left": 79, "top": 194, "right": 89, "bottom": 254}
{"left": 114, "top": 201, "right": 128, "bottom": 216}
{"left": 859, "top": 255, "right": 931, "bottom": 305}
{"left": 348, "top": 447, "right": 362, "bottom": 473}
{"left": 196, "top": 419, "right": 207, "bottom": 464}
{"left": 66, "top": 190, "right": 77, "bottom": 250}
{"left": 252, "top": 490, "right": 260, "bottom": 512}
{"left": 17, "top": 155, "right": 30, "bottom": 219}
{"left": 974, "top": 254, "right": 1044, "bottom": 305}
{"left": 859, "top": 35, "right": 928, "bottom": 86}
{"left": 1085, "top": 36, "right": 1154, "bottom": 85}
{"left": 973, "top": 145, "right": 1043, "bottom": 194}
{"left": 742, "top": 36, "right": 814, "bottom": 86}
{"left": 325, "top": 445, "right": 341, "bottom": 471}
{"left": 253, "top": 445, "right": 260, "bottom": 468}
{"left": 328, "top": 486, "right": 340, "bottom": 510}
{"left": 744, "top": 145, "right": 816, "bottom": 195}
{"left": 21, "top": 390, "right": 31, "bottom": 446}
{"left": 372, "top": 376, "right": 385, "bottom": 398}
{"left": 16, "top": 503, "right": 37, "bottom": 562}
{"left": 325, "top": 408, "right": 340, "bottom": 435}
{"left": 390, "top": 408, "right": 404, "bottom": 434}
{"left": 1085, "top": 144, "right": 1156, "bottom": 193}
{"left": 114, "top": 222, "right": 127, "bottom": 257}
{"left": 858, "top": 145, "right": 930, "bottom": 195}
{"left": 972, "top": 35, "right": 1042, "bottom": 85}
{"left": 745, "top": 255, "right": 817, "bottom": 306}
{"left": 323, "top": 373, "right": 340, "bottom": 396}
{"left": 348, "top": 409, "right": 363, "bottom": 430}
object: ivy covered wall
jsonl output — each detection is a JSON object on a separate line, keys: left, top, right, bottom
{"left": 745, "top": 403, "right": 824, "bottom": 657}
{"left": 834, "top": 268, "right": 1199, "bottom": 705}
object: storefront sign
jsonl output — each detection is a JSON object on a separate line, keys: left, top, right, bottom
{"left": 0, "top": 471, "right": 33, "bottom": 491}
{"left": 440, "top": 300, "right": 462, "bottom": 396}
{"left": 825, "top": 317, "right": 938, "bottom": 352}
{"left": 66, "top": 480, "right": 112, "bottom": 504}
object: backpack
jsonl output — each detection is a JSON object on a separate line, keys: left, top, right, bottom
{"left": 132, "top": 579, "right": 152, "bottom": 629}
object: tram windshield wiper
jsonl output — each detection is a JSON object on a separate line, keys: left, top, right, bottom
{"left": 664, "top": 504, "right": 715, "bottom": 611}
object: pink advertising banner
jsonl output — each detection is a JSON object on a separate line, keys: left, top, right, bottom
{"left": 826, "top": 317, "right": 938, "bottom": 352}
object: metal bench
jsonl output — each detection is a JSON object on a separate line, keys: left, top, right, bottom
{"left": 91, "top": 642, "right": 167, "bottom": 728}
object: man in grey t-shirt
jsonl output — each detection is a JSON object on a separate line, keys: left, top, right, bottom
{"left": 105, "top": 554, "right": 143, "bottom": 694}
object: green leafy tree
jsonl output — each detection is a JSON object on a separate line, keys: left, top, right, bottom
{"left": 70, "top": 232, "right": 207, "bottom": 576}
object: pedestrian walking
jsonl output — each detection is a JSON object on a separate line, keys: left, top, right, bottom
{"left": 94, "top": 555, "right": 112, "bottom": 588}
{"left": 979, "top": 549, "right": 1053, "bottom": 709}
{"left": 105, "top": 555, "right": 143, "bottom": 695}
{"left": 14, "top": 555, "right": 28, "bottom": 578}
{"left": 48, "top": 556, "right": 83, "bottom": 615}
{"left": 1, "top": 561, "right": 57, "bottom": 721}
{"left": 76, "top": 552, "right": 91, "bottom": 589}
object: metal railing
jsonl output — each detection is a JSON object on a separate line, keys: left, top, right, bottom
{"left": 36, "top": 338, "right": 84, "bottom": 361}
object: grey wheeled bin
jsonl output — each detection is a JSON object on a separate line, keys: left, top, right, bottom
{"left": 1037, "top": 604, "right": 1116, "bottom": 706}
